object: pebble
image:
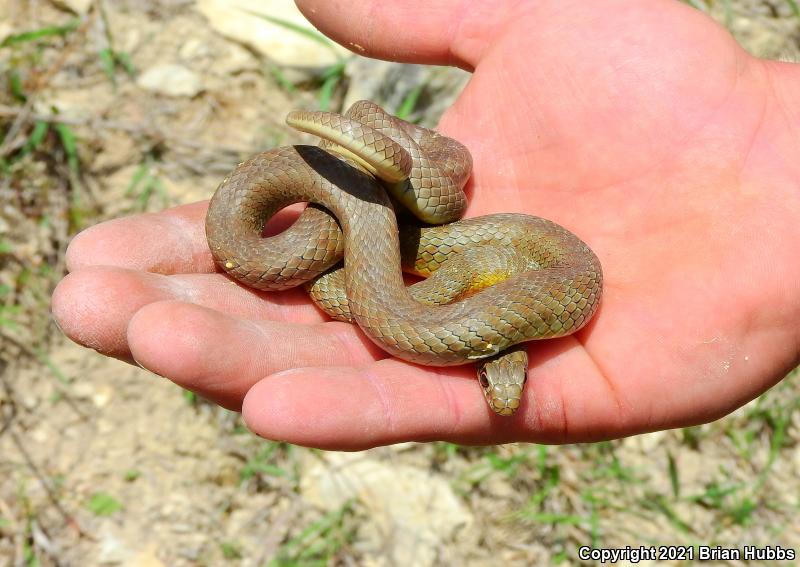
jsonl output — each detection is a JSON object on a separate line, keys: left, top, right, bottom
{"left": 137, "top": 64, "right": 203, "bottom": 98}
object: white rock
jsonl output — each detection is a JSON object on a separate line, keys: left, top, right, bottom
{"left": 196, "top": 0, "right": 348, "bottom": 70}
{"left": 300, "top": 451, "right": 473, "bottom": 566}
{"left": 96, "top": 529, "right": 135, "bottom": 564}
{"left": 178, "top": 38, "right": 209, "bottom": 60}
{"left": 136, "top": 64, "right": 203, "bottom": 98}
{"left": 129, "top": 546, "right": 167, "bottom": 567}
{"left": 31, "top": 424, "right": 50, "bottom": 444}
{"left": 625, "top": 430, "right": 665, "bottom": 453}
{"left": 212, "top": 43, "right": 258, "bottom": 76}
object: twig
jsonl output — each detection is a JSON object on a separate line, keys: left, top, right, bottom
{"left": 0, "top": 359, "right": 15, "bottom": 438}
{"left": 0, "top": 16, "right": 92, "bottom": 158}
{"left": 9, "top": 427, "right": 84, "bottom": 539}
{"left": 31, "top": 519, "right": 63, "bottom": 565}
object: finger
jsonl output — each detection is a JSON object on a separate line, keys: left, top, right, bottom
{"left": 66, "top": 201, "right": 213, "bottom": 273}
{"left": 65, "top": 201, "right": 306, "bottom": 274}
{"left": 50, "top": 266, "right": 329, "bottom": 360}
{"left": 241, "top": 339, "right": 625, "bottom": 450}
{"left": 127, "top": 301, "right": 384, "bottom": 409}
{"left": 295, "top": 0, "right": 511, "bottom": 69}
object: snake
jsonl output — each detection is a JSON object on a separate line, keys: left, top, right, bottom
{"left": 205, "top": 100, "right": 603, "bottom": 416}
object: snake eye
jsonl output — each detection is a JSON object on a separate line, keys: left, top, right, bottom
{"left": 478, "top": 370, "right": 490, "bottom": 388}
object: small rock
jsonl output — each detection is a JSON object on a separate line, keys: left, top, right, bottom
{"left": 92, "top": 385, "right": 114, "bottom": 408}
{"left": 128, "top": 546, "right": 167, "bottom": 567}
{"left": 625, "top": 430, "right": 665, "bottom": 453}
{"left": 97, "top": 529, "right": 135, "bottom": 564}
{"left": 301, "top": 452, "right": 473, "bottom": 566}
{"left": 20, "top": 393, "right": 40, "bottom": 410}
{"left": 177, "top": 38, "right": 209, "bottom": 60}
{"left": 72, "top": 381, "right": 96, "bottom": 400}
{"left": 214, "top": 43, "right": 258, "bottom": 76}
{"left": 197, "top": 0, "right": 348, "bottom": 71}
{"left": 137, "top": 64, "right": 203, "bottom": 98}
{"left": 30, "top": 425, "right": 49, "bottom": 444}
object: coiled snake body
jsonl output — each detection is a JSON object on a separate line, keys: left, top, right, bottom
{"left": 206, "top": 101, "right": 602, "bottom": 416}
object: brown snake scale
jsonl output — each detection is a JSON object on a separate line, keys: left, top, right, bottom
{"left": 206, "top": 101, "right": 603, "bottom": 415}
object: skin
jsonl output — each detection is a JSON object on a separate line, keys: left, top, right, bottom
{"left": 50, "top": 0, "right": 800, "bottom": 450}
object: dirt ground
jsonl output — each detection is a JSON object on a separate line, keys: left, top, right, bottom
{"left": 1, "top": 1, "right": 799, "bottom": 566}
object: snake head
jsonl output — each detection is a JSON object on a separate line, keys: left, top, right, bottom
{"left": 477, "top": 347, "right": 529, "bottom": 416}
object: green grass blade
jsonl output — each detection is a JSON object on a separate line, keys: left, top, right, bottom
{"left": 667, "top": 451, "right": 680, "bottom": 498}
{"left": 125, "top": 162, "right": 150, "bottom": 196}
{"left": 274, "top": 502, "right": 353, "bottom": 563}
{"left": 53, "top": 122, "right": 80, "bottom": 176}
{"left": 98, "top": 48, "right": 117, "bottom": 84}
{"left": 268, "top": 64, "right": 296, "bottom": 93}
{"left": 9, "top": 70, "right": 26, "bottom": 102}
{"left": 85, "top": 492, "right": 123, "bottom": 516}
{"left": 20, "top": 121, "right": 50, "bottom": 156}
{"left": 319, "top": 60, "right": 346, "bottom": 81}
{"left": 317, "top": 72, "right": 341, "bottom": 111}
{"left": 643, "top": 494, "right": 694, "bottom": 533}
{"left": 115, "top": 51, "right": 136, "bottom": 76}
{"left": 395, "top": 84, "right": 426, "bottom": 120}
{"left": 1, "top": 20, "right": 79, "bottom": 47}
{"left": 317, "top": 61, "right": 346, "bottom": 110}
{"left": 97, "top": 48, "right": 137, "bottom": 84}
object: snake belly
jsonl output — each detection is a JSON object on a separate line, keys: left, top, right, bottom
{"left": 205, "top": 100, "right": 603, "bottom": 414}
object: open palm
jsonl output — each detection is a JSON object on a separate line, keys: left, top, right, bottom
{"left": 52, "top": 0, "right": 800, "bottom": 449}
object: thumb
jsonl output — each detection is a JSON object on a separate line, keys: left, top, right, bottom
{"left": 294, "top": 0, "right": 515, "bottom": 69}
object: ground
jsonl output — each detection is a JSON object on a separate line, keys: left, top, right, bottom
{"left": 0, "top": 1, "right": 798, "bottom": 566}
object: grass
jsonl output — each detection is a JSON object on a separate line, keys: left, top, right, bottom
{"left": 394, "top": 82, "right": 427, "bottom": 121}
{"left": 0, "top": 20, "right": 79, "bottom": 48}
{"left": 125, "top": 154, "right": 170, "bottom": 211}
{"left": 220, "top": 541, "right": 243, "bottom": 560}
{"left": 85, "top": 492, "right": 123, "bottom": 517}
{"left": 0, "top": 22, "right": 91, "bottom": 267}
{"left": 267, "top": 502, "right": 356, "bottom": 567}
{"left": 240, "top": 442, "right": 296, "bottom": 483}
{"left": 123, "top": 470, "right": 141, "bottom": 482}
{"left": 476, "top": 393, "right": 798, "bottom": 556}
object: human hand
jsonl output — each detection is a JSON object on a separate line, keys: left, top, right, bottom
{"left": 52, "top": 0, "right": 800, "bottom": 449}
